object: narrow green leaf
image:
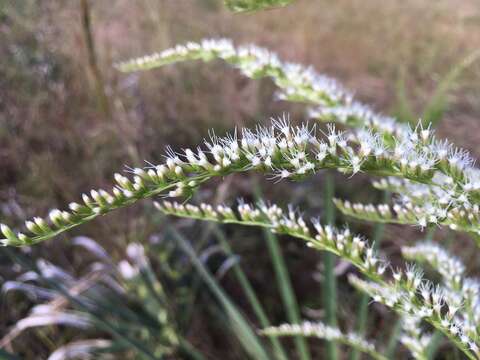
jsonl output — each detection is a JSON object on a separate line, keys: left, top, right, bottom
{"left": 323, "top": 173, "right": 338, "bottom": 360}
{"left": 170, "top": 229, "right": 270, "bottom": 360}
{"left": 423, "top": 48, "right": 480, "bottom": 127}
{"left": 212, "top": 226, "right": 289, "bottom": 360}
{"left": 350, "top": 191, "right": 388, "bottom": 360}
{"left": 254, "top": 186, "right": 311, "bottom": 360}
{"left": 224, "top": 0, "right": 294, "bottom": 12}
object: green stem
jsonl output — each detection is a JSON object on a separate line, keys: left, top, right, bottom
{"left": 350, "top": 191, "right": 388, "bottom": 360}
{"left": 385, "top": 319, "right": 403, "bottom": 358}
{"left": 170, "top": 229, "right": 270, "bottom": 360}
{"left": 212, "top": 226, "right": 289, "bottom": 360}
{"left": 263, "top": 228, "right": 311, "bottom": 360}
{"left": 178, "top": 336, "right": 207, "bottom": 360}
{"left": 254, "top": 185, "right": 311, "bottom": 360}
{"left": 323, "top": 173, "right": 338, "bottom": 360}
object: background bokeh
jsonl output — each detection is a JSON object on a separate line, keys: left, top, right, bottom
{"left": 2, "top": 0, "right": 480, "bottom": 358}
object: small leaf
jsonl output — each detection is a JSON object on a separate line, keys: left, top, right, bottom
{"left": 224, "top": 0, "right": 294, "bottom": 12}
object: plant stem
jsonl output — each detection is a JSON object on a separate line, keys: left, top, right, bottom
{"left": 254, "top": 185, "right": 311, "bottom": 360}
{"left": 350, "top": 191, "right": 388, "bottom": 360}
{"left": 170, "top": 229, "right": 270, "bottom": 360}
{"left": 385, "top": 320, "right": 403, "bottom": 358}
{"left": 323, "top": 173, "right": 338, "bottom": 360}
{"left": 212, "top": 226, "right": 289, "bottom": 360}
{"left": 80, "top": 0, "right": 111, "bottom": 120}
{"left": 263, "top": 228, "right": 311, "bottom": 360}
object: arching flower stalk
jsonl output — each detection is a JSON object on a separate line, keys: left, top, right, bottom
{"left": 2, "top": 38, "right": 480, "bottom": 359}
{"left": 116, "top": 39, "right": 348, "bottom": 108}
{"left": 156, "top": 200, "right": 480, "bottom": 359}
{"left": 402, "top": 242, "right": 480, "bottom": 341}
{"left": 333, "top": 197, "right": 480, "bottom": 238}
{"left": 3, "top": 117, "right": 472, "bottom": 247}
{"left": 259, "top": 321, "right": 387, "bottom": 360}
{"left": 4, "top": 39, "right": 480, "bottom": 246}
{"left": 117, "top": 38, "right": 480, "bottom": 228}
{"left": 334, "top": 178, "right": 480, "bottom": 240}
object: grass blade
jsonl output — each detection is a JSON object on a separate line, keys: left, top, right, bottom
{"left": 2, "top": 248, "right": 157, "bottom": 360}
{"left": 323, "top": 173, "right": 338, "bottom": 360}
{"left": 254, "top": 186, "right": 311, "bottom": 360}
{"left": 385, "top": 320, "right": 403, "bottom": 358}
{"left": 170, "top": 229, "right": 270, "bottom": 360}
{"left": 423, "top": 48, "right": 480, "bottom": 126}
{"left": 350, "top": 191, "right": 388, "bottom": 360}
{"left": 426, "top": 331, "right": 444, "bottom": 360}
{"left": 212, "top": 226, "right": 289, "bottom": 360}
{"left": 262, "top": 228, "right": 311, "bottom": 360}
{"left": 224, "top": 0, "right": 294, "bottom": 12}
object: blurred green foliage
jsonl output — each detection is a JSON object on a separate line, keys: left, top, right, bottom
{"left": 224, "top": 0, "right": 294, "bottom": 12}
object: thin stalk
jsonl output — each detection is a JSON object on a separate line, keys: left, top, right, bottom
{"left": 350, "top": 191, "right": 388, "bottom": 360}
{"left": 160, "top": 204, "right": 477, "bottom": 360}
{"left": 254, "top": 186, "right": 311, "bottom": 360}
{"left": 323, "top": 173, "right": 338, "bottom": 360}
{"left": 80, "top": 0, "right": 111, "bottom": 120}
{"left": 385, "top": 320, "right": 403, "bottom": 358}
{"left": 169, "top": 229, "right": 270, "bottom": 360}
{"left": 262, "top": 228, "right": 311, "bottom": 360}
{"left": 426, "top": 331, "right": 444, "bottom": 360}
{"left": 178, "top": 335, "right": 207, "bottom": 360}
{"left": 212, "top": 226, "right": 289, "bottom": 360}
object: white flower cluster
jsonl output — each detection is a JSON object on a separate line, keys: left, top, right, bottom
{"left": 116, "top": 38, "right": 480, "bottom": 241}
{"left": 158, "top": 199, "right": 480, "bottom": 359}
{"left": 5, "top": 116, "right": 472, "bottom": 247}
{"left": 117, "top": 38, "right": 347, "bottom": 106}
{"left": 309, "top": 100, "right": 409, "bottom": 139}
{"left": 158, "top": 200, "right": 387, "bottom": 279}
{"left": 402, "top": 242, "right": 466, "bottom": 290}
{"left": 260, "top": 321, "right": 386, "bottom": 360}
{"left": 348, "top": 274, "right": 479, "bottom": 359}
{"left": 402, "top": 242, "right": 480, "bottom": 342}
{"left": 336, "top": 174, "right": 480, "bottom": 235}
{"left": 117, "top": 39, "right": 478, "bottom": 175}
{"left": 399, "top": 315, "right": 433, "bottom": 359}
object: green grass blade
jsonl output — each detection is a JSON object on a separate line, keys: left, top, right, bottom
{"left": 170, "top": 229, "right": 270, "bottom": 360}
{"left": 422, "top": 48, "right": 480, "bottom": 127}
{"left": 2, "top": 248, "right": 158, "bottom": 360}
{"left": 426, "top": 331, "right": 444, "bottom": 360}
{"left": 224, "top": 0, "right": 294, "bottom": 12}
{"left": 350, "top": 191, "right": 388, "bottom": 360}
{"left": 323, "top": 173, "right": 338, "bottom": 360}
{"left": 385, "top": 320, "right": 403, "bottom": 358}
{"left": 178, "top": 335, "right": 207, "bottom": 360}
{"left": 212, "top": 226, "right": 289, "bottom": 360}
{"left": 0, "top": 349, "right": 22, "bottom": 360}
{"left": 262, "top": 228, "right": 311, "bottom": 360}
{"left": 393, "top": 66, "right": 416, "bottom": 124}
{"left": 254, "top": 186, "right": 311, "bottom": 360}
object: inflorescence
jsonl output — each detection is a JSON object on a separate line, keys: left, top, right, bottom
{"left": 3, "top": 37, "right": 480, "bottom": 358}
{"left": 157, "top": 199, "right": 480, "bottom": 359}
{"left": 260, "top": 321, "right": 386, "bottom": 360}
{"left": 116, "top": 38, "right": 480, "bottom": 238}
{"left": 2, "top": 116, "right": 480, "bottom": 247}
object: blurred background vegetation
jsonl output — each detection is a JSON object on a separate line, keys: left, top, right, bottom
{"left": 1, "top": 0, "right": 480, "bottom": 358}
